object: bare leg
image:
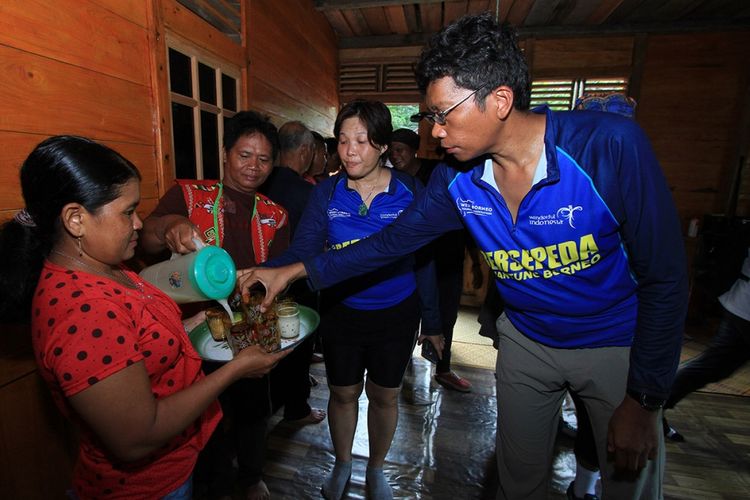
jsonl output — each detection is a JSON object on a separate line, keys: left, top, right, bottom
{"left": 328, "top": 382, "right": 363, "bottom": 461}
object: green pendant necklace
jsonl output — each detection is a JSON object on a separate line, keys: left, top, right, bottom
{"left": 358, "top": 188, "right": 376, "bottom": 216}
{"left": 355, "top": 168, "right": 383, "bottom": 217}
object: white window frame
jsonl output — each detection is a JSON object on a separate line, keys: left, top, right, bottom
{"left": 166, "top": 35, "right": 241, "bottom": 179}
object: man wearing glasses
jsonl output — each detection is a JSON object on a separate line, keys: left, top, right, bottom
{"left": 240, "top": 13, "right": 686, "bottom": 500}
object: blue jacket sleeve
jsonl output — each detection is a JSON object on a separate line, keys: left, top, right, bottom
{"left": 598, "top": 118, "right": 689, "bottom": 399}
{"left": 410, "top": 178, "right": 442, "bottom": 335}
{"left": 414, "top": 249, "right": 442, "bottom": 335}
{"left": 264, "top": 177, "right": 332, "bottom": 268}
{"left": 303, "top": 165, "right": 465, "bottom": 291}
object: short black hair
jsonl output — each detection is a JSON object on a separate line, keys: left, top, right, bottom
{"left": 311, "top": 131, "right": 325, "bottom": 144}
{"left": 391, "top": 128, "right": 420, "bottom": 151}
{"left": 223, "top": 111, "right": 280, "bottom": 160}
{"left": 414, "top": 12, "right": 530, "bottom": 110}
{"left": 334, "top": 99, "right": 392, "bottom": 150}
{"left": 324, "top": 137, "right": 338, "bottom": 155}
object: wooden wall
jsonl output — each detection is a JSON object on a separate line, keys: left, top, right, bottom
{"left": 339, "top": 30, "right": 750, "bottom": 232}
{"left": 0, "top": 0, "right": 158, "bottom": 222}
{"left": 637, "top": 32, "right": 750, "bottom": 224}
{"left": 0, "top": 327, "right": 78, "bottom": 498}
{"left": 0, "top": 0, "right": 340, "bottom": 224}
{"left": 246, "top": 0, "right": 339, "bottom": 136}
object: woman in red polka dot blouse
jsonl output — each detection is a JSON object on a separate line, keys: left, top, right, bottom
{"left": 0, "top": 136, "right": 289, "bottom": 499}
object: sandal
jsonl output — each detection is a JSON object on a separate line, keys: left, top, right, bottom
{"left": 435, "top": 371, "right": 472, "bottom": 392}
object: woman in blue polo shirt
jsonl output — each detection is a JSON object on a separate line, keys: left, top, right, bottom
{"left": 267, "top": 100, "right": 442, "bottom": 500}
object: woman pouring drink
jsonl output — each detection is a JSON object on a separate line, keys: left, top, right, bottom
{"left": 0, "top": 135, "right": 287, "bottom": 499}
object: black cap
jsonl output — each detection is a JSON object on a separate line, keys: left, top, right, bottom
{"left": 391, "top": 128, "right": 420, "bottom": 150}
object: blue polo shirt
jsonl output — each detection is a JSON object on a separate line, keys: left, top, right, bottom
{"left": 268, "top": 170, "right": 441, "bottom": 330}
{"left": 303, "top": 107, "right": 688, "bottom": 398}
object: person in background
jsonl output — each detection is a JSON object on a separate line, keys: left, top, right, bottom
{"left": 261, "top": 121, "right": 326, "bottom": 425}
{"left": 305, "top": 131, "right": 329, "bottom": 184}
{"left": 306, "top": 131, "right": 332, "bottom": 361}
{"left": 662, "top": 247, "right": 750, "bottom": 442}
{"left": 324, "top": 136, "right": 342, "bottom": 176}
{"left": 140, "top": 111, "right": 288, "bottom": 500}
{"left": 0, "top": 135, "right": 285, "bottom": 499}
{"left": 262, "top": 121, "right": 315, "bottom": 234}
{"left": 389, "top": 127, "right": 472, "bottom": 392}
{"left": 237, "top": 13, "right": 688, "bottom": 500}
{"left": 263, "top": 100, "right": 443, "bottom": 500}
{"left": 388, "top": 128, "right": 434, "bottom": 185}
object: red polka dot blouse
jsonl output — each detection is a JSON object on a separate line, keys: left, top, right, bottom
{"left": 32, "top": 261, "right": 221, "bottom": 499}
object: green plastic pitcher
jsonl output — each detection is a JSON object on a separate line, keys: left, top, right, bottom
{"left": 139, "top": 239, "right": 237, "bottom": 303}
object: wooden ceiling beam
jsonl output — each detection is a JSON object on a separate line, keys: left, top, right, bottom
{"left": 384, "top": 5, "right": 409, "bottom": 34}
{"left": 315, "top": 0, "right": 443, "bottom": 11}
{"left": 338, "top": 19, "right": 750, "bottom": 48}
{"left": 341, "top": 33, "right": 433, "bottom": 49}
{"left": 586, "top": 0, "right": 627, "bottom": 24}
{"left": 506, "top": 0, "right": 536, "bottom": 26}
{"left": 444, "top": 1, "right": 467, "bottom": 26}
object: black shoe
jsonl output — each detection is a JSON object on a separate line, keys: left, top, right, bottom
{"left": 662, "top": 417, "right": 685, "bottom": 442}
{"left": 566, "top": 481, "right": 600, "bottom": 500}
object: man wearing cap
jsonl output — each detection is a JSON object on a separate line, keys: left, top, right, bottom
{"left": 388, "top": 128, "right": 435, "bottom": 185}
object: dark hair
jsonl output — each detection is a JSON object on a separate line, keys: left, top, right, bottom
{"left": 391, "top": 128, "right": 421, "bottom": 150}
{"left": 414, "top": 12, "right": 530, "bottom": 111}
{"left": 334, "top": 99, "right": 392, "bottom": 151}
{"left": 311, "top": 130, "right": 325, "bottom": 145}
{"left": 324, "top": 137, "right": 338, "bottom": 155}
{"left": 0, "top": 135, "right": 141, "bottom": 322}
{"left": 223, "top": 111, "right": 280, "bottom": 161}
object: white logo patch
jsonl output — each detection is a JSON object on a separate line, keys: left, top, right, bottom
{"left": 327, "top": 208, "right": 351, "bottom": 219}
{"left": 379, "top": 210, "right": 403, "bottom": 220}
{"left": 556, "top": 205, "right": 583, "bottom": 228}
{"left": 527, "top": 205, "right": 583, "bottom": 228}
{"left": 456, "top": 197, "right": 493, "bottom": 217}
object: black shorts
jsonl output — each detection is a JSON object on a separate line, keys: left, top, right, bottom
{"left": 320, "top": 292, "right": 420, "bottom": 388}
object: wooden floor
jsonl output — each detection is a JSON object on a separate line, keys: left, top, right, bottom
{"left": 250, "top": 353, "right": 750, "bottom": 499}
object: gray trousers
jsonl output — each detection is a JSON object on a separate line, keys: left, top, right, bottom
{"left": 494, "top": 313, "right": 665, "bottom": 500}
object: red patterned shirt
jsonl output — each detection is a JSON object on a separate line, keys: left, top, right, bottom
{"left": 32, "top": 261, "right": 221, "bottom": 499}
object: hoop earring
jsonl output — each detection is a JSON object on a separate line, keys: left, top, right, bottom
{"left": 77, "top": 236, "right": 83, "bottom": 257}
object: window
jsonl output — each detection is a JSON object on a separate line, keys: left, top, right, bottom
{"left": 387, "top": 104, "right": 419, "bottom": 131}
{"left": 530, "top": 78, "right": 628, "bottom": 111}
{"left": 167, "top": 40, "right": 240, "bottom": 180}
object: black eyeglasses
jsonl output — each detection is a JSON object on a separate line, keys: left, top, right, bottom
{"left": 410, "top": 84, "right": 487, "bottom": 125}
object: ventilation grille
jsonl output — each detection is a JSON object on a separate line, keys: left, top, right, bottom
{"left": 340, "top": 63, "right": 418, "bottom": 94}
{"left": 531, "top": 78, "right": 628, "bottom": 110}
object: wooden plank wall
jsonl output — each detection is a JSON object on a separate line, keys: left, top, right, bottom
{"left": 638, "top": 31, "right": 750, "bottom": 225}
{"left": 0, "top": 0, "right": 340, "bottom": 223}
{"left": 246, "top": 0, "right": 339, "bottom": 136}
{"left": 0, "top": 0, "right": 158, "bottom": 223}
{"left": 338, "top": 31, "right": 750, "bottom": 232}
